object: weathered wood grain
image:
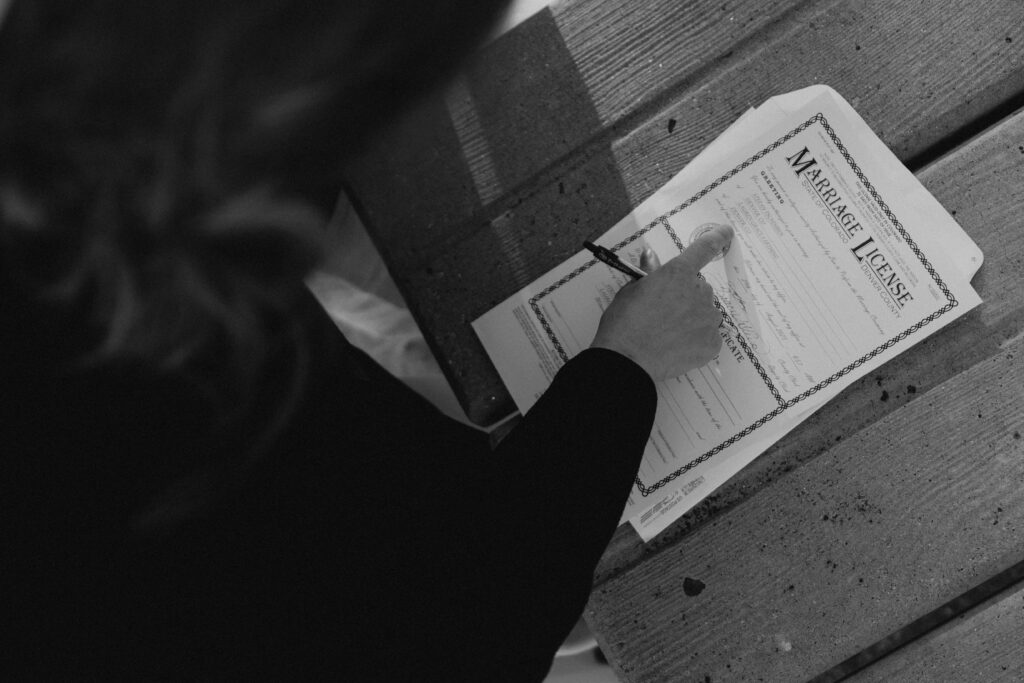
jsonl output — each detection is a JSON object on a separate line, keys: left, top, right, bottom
{"left": 347, "top": 0, "right": 807, "bottom": 262}
{"left": 610, "top": 0, "right": 1024, "bottom": 198}
{"left": 586, "top": 337, "right": 1024, "bottom": 682}
{"left": 554, "top": 0, "right": 809, "bottom": 126}
{"left": 848, "top": 580, "right": 1024, "bottom": 682}
{"left": 346, "top": 0, "right": 1024, "bottom": 424}
{"left": 592, "top": 101, "right": 1024, "bottom": 586}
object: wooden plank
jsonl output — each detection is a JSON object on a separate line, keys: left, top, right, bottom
{"left": 609, "top": 0, "right": 1024, "bottom": 195}
{"left": 586, "top": 335, "right": 1024, "bottom": 682}
{"left": 592, "top": 102, "right": 1024, "bottom": 586}
{"left": 848, "top": 579, "right": 1024, "bottom": 682}
{"left": 553, "top": 0, "right": 808, "bottom": 128}
{"left": 346, "top": 0, "right": 1024, "bottom": 424}
{"left": 347, "top": 0, "right": 807, "bottom": 265}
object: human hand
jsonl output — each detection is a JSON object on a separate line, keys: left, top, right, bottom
{"left": 590, "top": 224, "right": 734, "bottom": 380}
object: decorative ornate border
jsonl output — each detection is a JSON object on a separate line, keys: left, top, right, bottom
{"left": 532, "top": 114, "right": 957, "bottom": 497}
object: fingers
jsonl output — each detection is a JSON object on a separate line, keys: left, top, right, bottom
{"left": 639, "top": 243, "right": 662, "bottom": 272}
{"left": 674, "top": 224, "right": 734, "bottom": 274}
{"left": 691, "top": 274, "right": 716, "bottom": 304}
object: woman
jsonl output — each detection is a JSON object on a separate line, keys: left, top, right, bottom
{"left": 2, "top": 1, "right": 728, "bottom": 679}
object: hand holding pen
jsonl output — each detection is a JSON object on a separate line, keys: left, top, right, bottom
{"left": 584, "top": 236, "right": 741, "bottom": 340}
{"left": 588, "top": 224, "right": 734, "bottom": 380}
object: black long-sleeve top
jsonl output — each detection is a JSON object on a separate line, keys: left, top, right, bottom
{"left": 4, "top": 278, "right": 656, "bottom": 681}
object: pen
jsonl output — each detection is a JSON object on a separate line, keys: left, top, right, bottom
{"left": 582, "top": 240, "right": 647, "bottom": 280}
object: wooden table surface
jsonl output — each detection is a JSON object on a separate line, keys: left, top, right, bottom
{"left": 344, "top": 1, "right": 1024, "bottom": 679}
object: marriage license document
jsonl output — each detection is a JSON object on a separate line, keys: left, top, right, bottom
{"left": 472, "top": 86, "right": 982, "bottom": 541}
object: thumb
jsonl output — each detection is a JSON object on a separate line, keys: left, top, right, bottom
{"left": 676, "top": 223, "right": 734, "bottom": 273}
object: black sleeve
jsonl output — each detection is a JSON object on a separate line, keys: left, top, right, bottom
{"left": 289, "top": 296, "right": 658, "bottom": 681}
{"left": 6, "top": 278, "right": 657, "bottom": 681}
{"left": 325, "top": 340, "right": 656, "bottom": 682}
{"left": 395, "top": 350, "right": 651, "bottom": 679}
{"left": 466, "top": 348, "right": 657, "bottom": 680}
